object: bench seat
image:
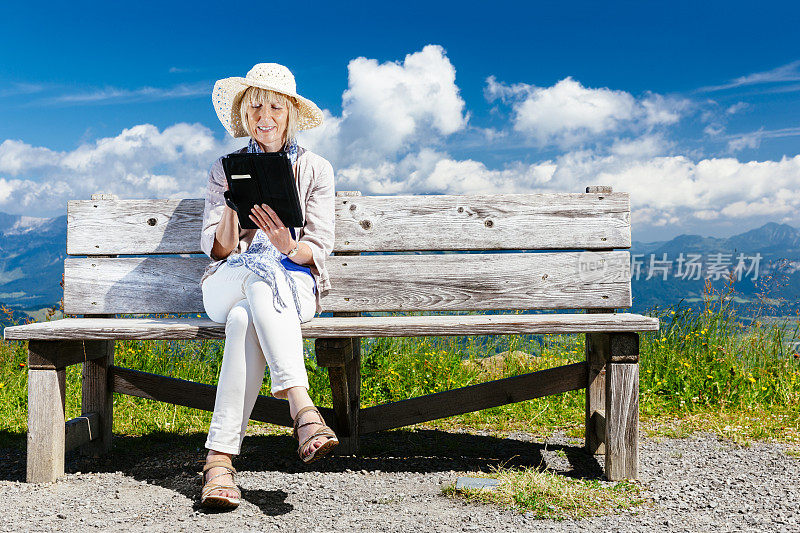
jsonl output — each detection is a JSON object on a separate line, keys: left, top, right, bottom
{"left": 5, "top": 313, "right": 658, "bottom": 341}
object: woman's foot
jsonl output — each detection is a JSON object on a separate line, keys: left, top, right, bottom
{"left": 201, "top": 450, "right": 240, "bottom": 506}
{"left": 277, "top": 386, "right": 338, "bottom": 463}
{"left": 293, "top": 407, "right": 337, "bottom": 461}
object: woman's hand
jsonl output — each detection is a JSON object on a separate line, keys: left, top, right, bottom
{"left": 250, "top": 204, "right": 295, "bottom": 255}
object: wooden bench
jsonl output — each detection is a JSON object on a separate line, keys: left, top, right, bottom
{"left": 5, "top": 186, "right": 658, "bottom": 483}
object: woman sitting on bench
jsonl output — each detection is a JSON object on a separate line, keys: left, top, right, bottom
{"left": 198, "top": 63, "right": 337, "bottom": 510}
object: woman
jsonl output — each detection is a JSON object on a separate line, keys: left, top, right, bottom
{"left": 198, "top": 63, "right": 337, "bottom": 510}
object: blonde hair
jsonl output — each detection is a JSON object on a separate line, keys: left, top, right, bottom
{"left": 239, "top": 86, "right": 299, "bottom": 147}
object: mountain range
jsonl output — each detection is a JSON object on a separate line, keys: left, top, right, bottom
{"left": 0, "top": 212, "right": 797, "bottom": 323}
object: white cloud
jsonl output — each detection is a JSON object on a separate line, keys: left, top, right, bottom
{"left": 698, "top": 60, "right": 800, "bottom": 92}
{"left": 0, "top": 82, "right": 45, "bottom": 98}
{"left": 0, "top": 139, "right": 61, "bottom": 174}
{"left": 610, "top": 135, "right": 671, "bottom": 158}
{"left": 726, "top": 102, "right": 749, "bottom": 114}
{"left": 486, "top": 76, "right": 689, "bottom": 147}
{"left": 0, "top": 123, "right": 244, "bottom": 216}
{"left": 298, "top": 44, "right": 467, "bottom": 166}
{"left": 34, "top": 82, "right": 210, "bottom": 106}
{"left": 727, "top": 130, "right": 763, "bottom": 153}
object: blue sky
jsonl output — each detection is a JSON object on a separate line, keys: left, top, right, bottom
{"left": 1, "top": 0, "right": 799, "bottom": 241}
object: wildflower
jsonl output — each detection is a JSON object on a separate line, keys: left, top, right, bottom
{"left": 748, "top": 377, "right": 756, "bottom": 383}
{"left": 18, "top": 363, "right": 25, "bottom": 368}
{"left": 706, "top": 374, "right": 713, "bottom": 379}
{"left": 0, "top": 383, "right": 4, "bottom": 389}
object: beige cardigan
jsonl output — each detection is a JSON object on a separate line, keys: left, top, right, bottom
{"left": 199, "top": 145, "right": 336, "bottom": 315}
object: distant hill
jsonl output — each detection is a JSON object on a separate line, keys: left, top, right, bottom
{"left": 0, "top": 213, "right": 66, "bottom": 314}
{"left": 629, "top": 222, "right": 800, "bottom": 315}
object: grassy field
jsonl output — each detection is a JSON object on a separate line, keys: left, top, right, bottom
{"left": 1, "top": 278, "right": 798, "bottom": 517}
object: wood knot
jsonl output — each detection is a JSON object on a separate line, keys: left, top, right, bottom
{"left": 542, "top": 274, "right": 548, "bottom": 280}
{"left": 147, "top": 217, "right": 157, "bottom": 226}
{"left": 484, "top": 219, "right": 494, "bottom": 228}
{"left": 349, "top": 204, "right": 357, "bottom": 211}
{"left": 360, "top": 220, "right": 372, "bottom": 230}
{"left": 457, "top": 207, "right": 464, "bottom": 213}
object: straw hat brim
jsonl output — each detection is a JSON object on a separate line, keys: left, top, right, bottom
{"left": 212, "top": 77, "right": 324, "bottom": 138}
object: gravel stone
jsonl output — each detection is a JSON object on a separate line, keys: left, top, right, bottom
{"left": 0, "top": 430, "right": 797, "bottom": 532}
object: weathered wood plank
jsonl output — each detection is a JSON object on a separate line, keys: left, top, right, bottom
{"left": 4, "top": 313, "right": 660, "bottom": 341}
{"left": 591, "top": 409, "right": 606, "bottom": 447}
{"left": 66, "top": 193, "right": 630, "bottom": 255}
{"left": 315, "top": 338, "right": 357, "bottom": 367}
{"left": 323, "top": 337, "right": 361, "bottom": 455}
{"left": 62, "top": 251, "right": 632, "bottom": 314}
{"left": 63, "top": 256, "right": 206, "bottom": 314}
{"left": 68, "top": 198, "right": 203, "bottom": 255}
{"left": 341, "top": 347, "right": 361, "bottom": 454}
{"left": 27, "top": 369, "right": 66, "bottom": 483}
{"left": 64, "top": 413, "right": 100, "bottom": 452}
{"left": 605, "top": 356, "right": 639, "bottom": 480}
{"left": 334, "top": 193, "right": 631, "bottom": 251}
{"left": 360, "top": 362, "right": 587, "bottom": 434}
{"left": 323, "top": 251, "right": 632, "bottom": 312}
{"left": 27, "top": 340, "right": 107, "bottom": 369}
{"left": 110, "top": 366, "right": 334, "bottom": 428}
{"left": 80, "top": 337, "right": 114, "bottom": 456}
{"left": 585, "top": 318, "right": 611, "bottom": 455}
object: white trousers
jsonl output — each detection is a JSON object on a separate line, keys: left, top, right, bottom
{"left": 201, "top": 260, "right": 317, "bottom": 454}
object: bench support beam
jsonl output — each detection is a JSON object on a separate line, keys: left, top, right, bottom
{"left": 317, "top": 337, "right": 361, "bottom": 455}
{"left": 110, "top": 366, "right": 334, "bottom": 428}
{"left": 81, "top": 338, "right": 114, "bottom": 457}
{"left": 65, "top": 412, "right": 100, "bottom": 451}
{"left": 604, "top": 332, "right": 639, "bottom": 481}
{"left": 360, "top": 362, "right": 587, "bottom": 434}
{"left": 585, "top": 321, "right": 610, "bottom": 455}
{"left": 27, "top": 367, "right": 66, "bottom": 483}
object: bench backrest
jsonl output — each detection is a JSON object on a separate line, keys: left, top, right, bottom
{"left": 63, "top": 188, "right": 632, "bottom": 315}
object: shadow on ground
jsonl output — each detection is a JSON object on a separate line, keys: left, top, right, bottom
{"left": 0, "top": 428, "right": 603, "bottom": 514}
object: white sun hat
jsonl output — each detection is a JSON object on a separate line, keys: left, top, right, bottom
{"left": 212, "top": 63, "right": 324, "bottom": 138}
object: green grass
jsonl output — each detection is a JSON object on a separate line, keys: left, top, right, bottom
{"left": 443, "top": 468, "right": 646, "bottom": 520}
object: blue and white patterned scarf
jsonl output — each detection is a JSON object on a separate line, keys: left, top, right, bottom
{"left": 227, "top": 137, "right": 305, "bottom": 320}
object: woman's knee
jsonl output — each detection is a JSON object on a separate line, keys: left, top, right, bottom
{"left": 225, "top": 302, "right": 252, "bottom": 335}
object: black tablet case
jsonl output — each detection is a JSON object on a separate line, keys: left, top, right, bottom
{"left": 221, "top": 152, "right": 304, "bottom": 230}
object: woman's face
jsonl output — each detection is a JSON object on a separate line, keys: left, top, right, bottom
{"left": 246, "top": 98, "right": 288, "bottom": 152}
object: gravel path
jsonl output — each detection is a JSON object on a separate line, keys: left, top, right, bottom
{"left": 1, "top": 428, "right": 797, "bottom": 532}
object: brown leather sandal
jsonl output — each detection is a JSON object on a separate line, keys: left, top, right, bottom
{"left": 200, "top": 460, "right": 241, "bottom": 510}
{"left": 292, "top": 405, "right": 339, "bottom": 464}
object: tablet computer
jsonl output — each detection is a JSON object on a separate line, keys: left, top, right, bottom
{"left": 221, "top": 152, "right": 304, "bottom": 230}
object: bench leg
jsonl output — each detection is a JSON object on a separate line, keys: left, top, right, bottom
{"left": 80, "top": 340, "right": 115, "bottom": 456}
{"left": 585, "top": 332, "right": 608, "bottom": 455}
{"left": 27, "top": 367, "right": 66, "bottom": 483}
{"left": 604, "top": 332, "right": 639, "bottom": 481}
{"left": 321, "top": 337, "right": 361, "bottom": 455}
